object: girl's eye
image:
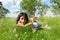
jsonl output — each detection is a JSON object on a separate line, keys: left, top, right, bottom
{"left": 21, "top": 18, "right": 23, "bottom": 20}
{"left": 22, "top": 18, "right": 23, "bottom": 19}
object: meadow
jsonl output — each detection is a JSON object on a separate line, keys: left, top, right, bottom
{"left": 0, "top": 17, "right": 60, "bottom": 40}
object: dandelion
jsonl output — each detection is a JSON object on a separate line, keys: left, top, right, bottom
{"left": 45, "top": 25, "right": 51, "bottom": 29}
{"left": 46, "top": 26, "right": 51, "bottom": 29}
{"left": 45, "top": 25, "right": 48, "bottom": 28}
{"left": 24, "top": 32, "right": 26, "bottom": 34}
{"left": 13, "top": 28, "right": 16, "bottom": 33}
{"left": 15, "top": 34, "right": 19, "bottom": 38}
{"left": 42, "top": 38, "right": 44, "bottom": 40}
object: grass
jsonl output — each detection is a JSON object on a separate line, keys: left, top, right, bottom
{"left": 0, "top": 17, "right": 60, "bottom": 40}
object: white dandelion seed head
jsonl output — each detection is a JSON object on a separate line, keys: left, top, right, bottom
{"left": 24, "top": 32, "right": 26, "bottom": 34}
{"left": 42, "top": 38, "right": 44, "bottom": 40}
{"left": 13, "top": 28, "right": 16, "bottom": 33}
{"left": 15, "top": 34, "right": 19, "bottom": 38}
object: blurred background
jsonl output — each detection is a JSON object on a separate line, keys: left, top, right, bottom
{"left": 0, "top": 0, "right": 60, "bottom": 18}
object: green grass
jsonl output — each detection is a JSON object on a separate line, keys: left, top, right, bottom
{"left": 0, "top": 17, "right": 60, "bottom": 40}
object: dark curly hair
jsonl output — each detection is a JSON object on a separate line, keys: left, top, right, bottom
{"left": 16, "top": 12, "right": 29, "bottom": 24}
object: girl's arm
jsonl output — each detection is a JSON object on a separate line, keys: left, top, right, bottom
{"left": 16, "top": 22, "right": 32, "bottom": 27}
{"left": 24, "top": 22, "right": 32, "bottom": 27}
{"left": 16, "top": 21, "right": 32, "bottom": 27}
{"left": 16, "top": 24, "right": 25, "bottom": 27}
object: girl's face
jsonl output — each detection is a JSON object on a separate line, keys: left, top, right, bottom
{"left": 19, "top": 16, "right": 26, "bottom": 25}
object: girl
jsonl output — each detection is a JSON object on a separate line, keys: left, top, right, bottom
{"left": 16, "top": 12, "right": 48, "bottom": 32}
{"left": 16, "top": 12, "right": 32, "bottom": 27}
